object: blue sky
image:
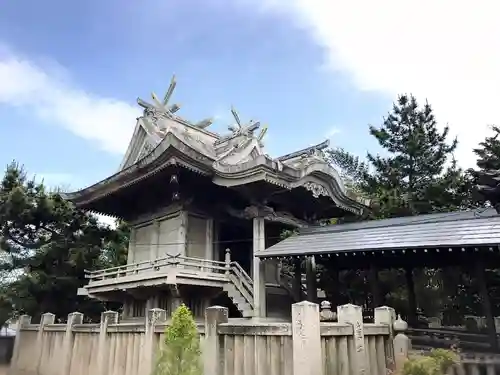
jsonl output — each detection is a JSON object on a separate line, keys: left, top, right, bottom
{"left": 0, "top": 0, "right": 497, "bottom": 190}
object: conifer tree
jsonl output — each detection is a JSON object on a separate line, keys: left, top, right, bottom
{"left": 0, "top": 162, "right": 128, "bottom": 322}
{"left": 470, "top": 125, "right": 500, "bottom": 211}
{"left": 328, "top": 94, "right": 472, "bottom": 218}
{"left": 153, "top": 304, "right": 202, "bottom": 375}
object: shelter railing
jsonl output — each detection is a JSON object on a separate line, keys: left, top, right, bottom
{"left": 407, "top": 327, "right": 500, "bottom": 353}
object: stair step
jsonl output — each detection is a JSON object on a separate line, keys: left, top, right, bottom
{"left": 234, "top": 302, "right": 252, "bottom": 311}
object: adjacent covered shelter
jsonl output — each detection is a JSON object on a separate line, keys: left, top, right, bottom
{"left": 256, "top": 208, "right": 500, "bottom": 350}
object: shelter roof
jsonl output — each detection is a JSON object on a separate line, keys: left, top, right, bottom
{"left": 256, "top": 208, "right": 500, "bottom": 259}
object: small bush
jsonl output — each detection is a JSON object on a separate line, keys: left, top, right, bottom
{"left": 153, "top": 304, "right": 202, "bottom": 375}
{"left": 401, "top": 349, "right": 459, "bottom": 375}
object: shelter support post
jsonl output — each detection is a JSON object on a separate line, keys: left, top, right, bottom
{"left": 305, "top": 255, "right": 317, "bottom": 303}
{"left": 474, "top": 259, "right": 498, "bottom": 351}
{"left": 369, "top": 265, "right": 383, "bottom": 308}
{"left": 404, "top": 267, "right": 418, "bottom": 327}
{"left": 252, "top": 217, "right": 266, "bottom": 317}
{"left": 292, "top": 258, "right": 303, "bottom": 301}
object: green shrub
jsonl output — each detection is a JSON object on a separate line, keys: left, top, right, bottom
{"left": 402, "top": 349, "right": 459, "bottom": 375}
{"left": 153, "top": 304, "right": 202, "bottom": 375}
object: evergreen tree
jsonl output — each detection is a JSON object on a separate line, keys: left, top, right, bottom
{"left": 0, "top": 162, "right": 128, "bottom": 322}
{"left": 154, "top": 304, "right": 202, "bottom": 375}
{"left": 470, "top": 125, "right": 500, "bottom": 210}
{"left": 328, "top": 94, "right": 472, "bottom": 218}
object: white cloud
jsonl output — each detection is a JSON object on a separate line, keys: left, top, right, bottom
{"left": 255, "top": 0, "right": 500, "bottom": 168}
{"left": 326, "top": 127, "right": 341, "bottom": 140}
{"left": 0, "top": 46, "right": 140, "bottom": 155}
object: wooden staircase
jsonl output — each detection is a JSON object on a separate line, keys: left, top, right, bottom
{"left": 223, "top": 260, "right": 254, "bottom": 317}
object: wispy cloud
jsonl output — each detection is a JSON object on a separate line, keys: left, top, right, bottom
{"left": 0, "top": 45, "right": 139, "bottom": 155}
{"left": 253, "top": 0, "right": 500, "bottom": 168}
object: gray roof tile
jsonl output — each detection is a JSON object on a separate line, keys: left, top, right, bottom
{"left": 256, "top": 208, "right": 500, "bottom": 258}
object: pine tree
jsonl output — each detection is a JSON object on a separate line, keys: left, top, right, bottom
{"left": 153, "top": 304, "right": 202, "bottom": 375}
{"left": 329, "top": 94, "right": 472, "bottom": 218}
{"left": 0, "top": 162, "right": 127, "bottom": 322}
{"left": 470, "top": 125, "right": 500, "bottom": 211}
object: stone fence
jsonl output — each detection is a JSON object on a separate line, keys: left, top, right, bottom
{"left": 9, "top": 301, "right": 408, "bottom": 375}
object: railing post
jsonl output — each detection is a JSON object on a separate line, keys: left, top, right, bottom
{"left": 96, "top": 311, "right": 118, "bottom": 375}
{"left": 393, "top": 315, "right": 411, "bottom": 372}
{"left": 60, "top": 312, "right": 83, "bottom": 375}
{"left": 143, "top": 308, "right": 167, "bottom": 375}
{"left": 291, "top": 301, "right": 323, "bottom": 375}
{"left": 36, "top": 313, "right": 55, "bottom": 374}
{"left": 10, "top": 314, "right": 31, "bottom": 371}
{"left": 225, "top": 248, "right": 231, "bottom": 276}
{"left": 374, "top": 306, "right": 396, "bottom": 371}
{"left": 204, "top": 306, "right": 228, "bottom": 375}
{"left": 338, "top": 304, "right": 366, "bottom": 375}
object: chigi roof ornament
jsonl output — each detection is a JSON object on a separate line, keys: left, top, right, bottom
{"left": 137, "top": 75, "right": 213, "bottom": 129}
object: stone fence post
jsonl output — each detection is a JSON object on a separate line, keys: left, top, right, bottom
{"left": 393, "top": 315, "right": 411, "bottom": 371}
{"left": 60, "top": 312, "right": 83, "bottom": 375}
{"left": 204, "top": 306, "right": 228, "bottom": 375}
{"left": 36, "top": 313, "right": 55, "bottom": 373}
{"left": 292, "top": 301, "right": 323, "bottom": 375}
{"left": 338, "top": 304, "right": 366, "bottom": 375}
{"left": 374, "top": 306, "right": 396, "bottom": 371}
{"left": 10, "top": 314, "right": 31, "bottom": 369}
{"left": 143, "top": 308, "right": 167, "bottom": 375}
{"left": 96, "top": 310, "right": 118, "bottom": 375}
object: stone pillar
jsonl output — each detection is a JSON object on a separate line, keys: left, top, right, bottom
{"left": 36, "top": 313, "right": 55, "bottom": 373}
{"left": 252, "top": 216, "right": 266, "bottom": 317}
{"left": 305, "top": 256, "right": 317, "bottom": 303}
{"left": 204, "top": 306, "right": 228, "bottom": 375}
{"left": 338, "top": 304, "right": 366, "bottom": 375}
{"left": 10, "top": 315, "right": 31, "bottom": 370}
{"left": 143, "top": 308, "right": 167, "bottom": 375}
{"left": 96, "top": 311, "right": 118, "bottom": 375}
{"left": 60, "top": 312, "right": 83, "bottom": 375}
{"left": 291, "top": 301, "right": 322, "bottom": 375}
{"left": 374, "top": 306, "right": 396, "bottom": 372}
{"left": 393, "top": 315, "right": 411, "bottom": 372}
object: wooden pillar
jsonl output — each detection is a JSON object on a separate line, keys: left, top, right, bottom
{"left": 405, "top": 267, "right": 418, "bottom": 327}
{"left": 292, "top": 258, "right": 302, "bottom": 302}
{"left": 252, "top": 217, "right": 266, "bottom": 317}
{"left": 305, "top": 255, "right": 317, "bottom": 303}
{"left": 369, "top": 265, "right": 382, "bottom": 308}
{"left": 474, "top": 259, "right": 498, "bottom": 351}
{"left": 177, "top": 211, "right": 188, "bottom": 256}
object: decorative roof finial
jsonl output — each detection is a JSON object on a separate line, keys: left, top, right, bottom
{"left": 227, "top": 106, "right": 261, "bottom": 136}
{"left": 137, "top": 75, "right": 181, "bottom": 118}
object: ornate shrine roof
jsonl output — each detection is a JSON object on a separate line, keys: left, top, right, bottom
{"left": 62, "top": 76, "right": 369, "bottom": 216}
{"left": 256, "top": 208, "right": 500, "bottom": 259}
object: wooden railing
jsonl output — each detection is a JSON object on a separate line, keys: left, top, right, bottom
{"left": 85, "top": 250, "right": 255, "bottom": 309}
{"left": 85, "top": 254, "right": 228, "bottom": 282}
